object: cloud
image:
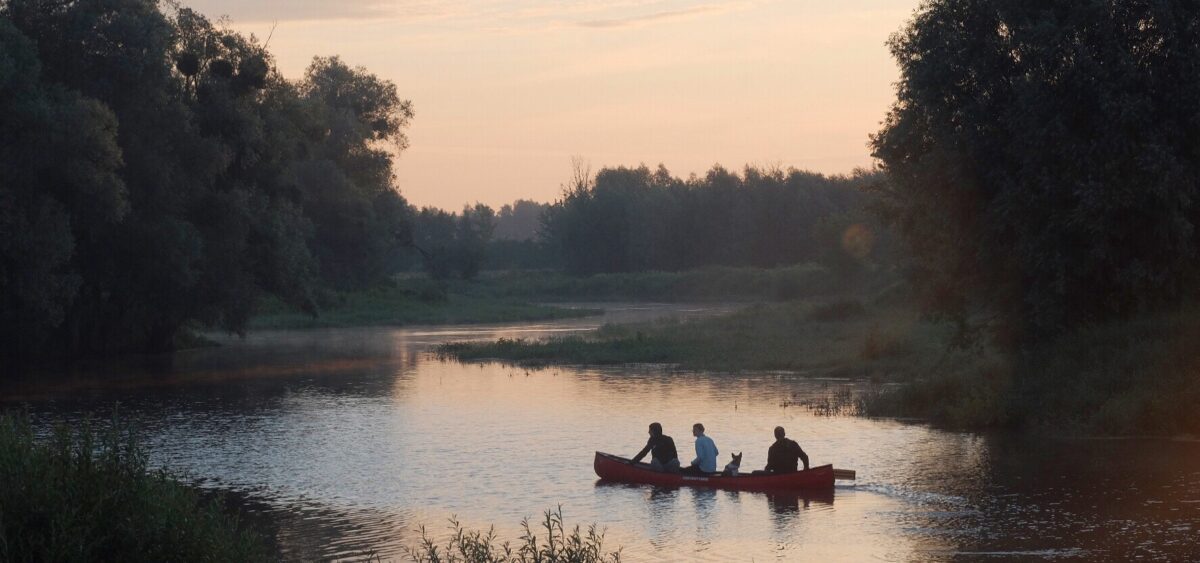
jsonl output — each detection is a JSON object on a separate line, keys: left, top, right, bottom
{"left": 183, "top": 0, "right": 753, "bottom": 29}
{"left": 575, "top": 2, "right": 737, "bottom": 29}
{"left": 182, "top": 0, "right": 451, "bottom": 23}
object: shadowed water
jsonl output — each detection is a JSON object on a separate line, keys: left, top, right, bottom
{"left": 3, "top": 304, "right": 1199, "bottom": 561}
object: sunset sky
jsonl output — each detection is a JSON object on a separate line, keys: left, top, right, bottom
{"left": 190, "top": 0, "right": 921, "bottom": 210}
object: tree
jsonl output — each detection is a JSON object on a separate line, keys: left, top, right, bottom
{"left": 0, "top": 1, "right": 424, "bottom": 360}
{"left": 494, "top": 200, "right": 550, "bottom": 241}
{"left": 872, "top": 0, "right": 1200, "bottom": 341}
{"left": 410, "top": 207, "right": 457, "bottom": 280}
{"left": 0, "top": 18, "right": 126, "bottom": 357}
{"left": 408, "top": 205, "right": 496, "bottom": 280}
{"left": 454, "top": 203, "right": 496, "bottom": 280}
{"left": 295, "top": 56, "right": 415, "bottom": 289}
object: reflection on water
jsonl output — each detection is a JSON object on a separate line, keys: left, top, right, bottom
{"left": 3, "top": 303, "right": 1200, "bottom": 561}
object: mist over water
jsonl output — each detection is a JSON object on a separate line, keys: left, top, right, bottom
{"left": 4, "top": 304, "right": 1199, "bottom": 561}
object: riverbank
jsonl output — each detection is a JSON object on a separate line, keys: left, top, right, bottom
{"left": 248, "top": 281, "right": 599, "bottom": 330}
{"left": 439, "top": 296, "right": 1200, "bottom": 436}
{"left": 438, "top": 298, "right": 947, "bottom": 374}
{"left": 248, "top": 264, "right": 890, "bottom": 331}
{"left": 0, "top": 410, "right": 624, "bottom": 563}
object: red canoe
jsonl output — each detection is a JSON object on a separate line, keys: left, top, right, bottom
{"left": 593, "top": 452, "right": 835, "bottom": 491}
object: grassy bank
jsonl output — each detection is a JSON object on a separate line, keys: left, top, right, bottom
{"left": 439, "top": 298, "right": 946, "bottom": 374}
{"left": 446, "top": 264, "right": 894, "bottom": 303}
{"left": 439, "top": 289, "right": 1200, "bottom": 436}
{"left": 249, "top": 281, "right": 598, "bottom": 330}
{"left": 0, "top": 412, "right": 270, "bottom": 561}
{"left": 249, "top": 264, "right": 892, "bottom": 331}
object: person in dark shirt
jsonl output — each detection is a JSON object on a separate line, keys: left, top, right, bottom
{"left": 764, "top": 426, "right": 809, "bottom": 473}
{"left": 632, "top": 422, "right": 680, "bottom": 472}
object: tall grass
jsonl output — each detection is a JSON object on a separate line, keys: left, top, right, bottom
{"left": 403, "top": 507, "right": 621, "bottom": 563}
{"left": 0, "top": 411, "right": 270, "bottom": 562}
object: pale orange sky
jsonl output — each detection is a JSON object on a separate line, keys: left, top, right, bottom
{"left": 190, "top": 0, "right": 921, "bottom": 210}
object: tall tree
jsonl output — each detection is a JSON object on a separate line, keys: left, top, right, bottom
{"left": 0, "top": 17, "right": 126, "bottom": 357}
{"left": 295, "top": 56, "right": 415, "bottom": 289}
{"left": 872, "top": 0, "right": 1200, "bottom": 340}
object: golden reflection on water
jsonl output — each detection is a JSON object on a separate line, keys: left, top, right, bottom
{"left": 4, "top": 304, "right": 1200, "bottom": 561}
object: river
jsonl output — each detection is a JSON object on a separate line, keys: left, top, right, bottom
{"left": 3, "top": 303, "right": 1199, "bottom": 561}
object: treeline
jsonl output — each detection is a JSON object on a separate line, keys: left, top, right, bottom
{"left": 540, "top": 164, "right": 889, "bottom": 275}
{"left": 494, "top": 200, "right": 548, "bottom": 241}
{"left": 0, "top": 1, "right": 413, "bottom": 359}
{"left": 404, "top": 166, "right": 891, "bottom": 278}
{"left": 398, "top": 201, "right": 558, "bottom": 278}
{"left": 408, "top": 204, "right": 496, "bottom": 280}
{"left": 873, "top": 0, "right": 1200, "bottom": 343}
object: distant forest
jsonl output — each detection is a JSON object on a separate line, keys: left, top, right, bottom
{"left": 540, "top": 164, "right": 886, "bottom": 275}
{"left": 0, "top": 0, "right": 886, "bottom": 361}
{"left": 402, "top": 165, "right": 889, "bottom": 276}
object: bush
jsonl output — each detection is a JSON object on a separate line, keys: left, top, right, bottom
{"left": 404, "top": 506, "right": 621, "bottom": 563}
{"left": 0, "top": 411, "right": 270, "bottom": 562}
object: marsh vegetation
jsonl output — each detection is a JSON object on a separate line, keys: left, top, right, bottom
{"left": 0, "top": 413, "right": 270, "bottom": 562}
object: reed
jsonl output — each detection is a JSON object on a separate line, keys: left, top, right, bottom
{"left": 0, "top": 411, "right": 270, "bottom": 562}
{"left": 403, "top": 506, "right": 621, "bottom": 563}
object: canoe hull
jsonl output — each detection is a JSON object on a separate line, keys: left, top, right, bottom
{"left": 593, "top": 452, "right": 834, "bottom": 491}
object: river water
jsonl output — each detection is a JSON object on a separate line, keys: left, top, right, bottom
{"left": 3, "top": 304, "right": 1200, "bottom": 561}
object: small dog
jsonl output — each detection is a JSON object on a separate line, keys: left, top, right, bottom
{"left": 722, "top": 452, "right": 742, "bottom": 476}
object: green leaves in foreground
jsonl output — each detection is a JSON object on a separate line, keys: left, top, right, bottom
{"left": 0, "top": 412, "right": 269, "bottom": 562}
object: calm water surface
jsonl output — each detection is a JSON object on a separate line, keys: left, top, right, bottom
{"left": 4, "top": 303, "right": 1200, "bottom": 561}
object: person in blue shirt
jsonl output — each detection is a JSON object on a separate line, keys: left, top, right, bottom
{"left": 687, "top": 422, "right": 719, "bottom": 473}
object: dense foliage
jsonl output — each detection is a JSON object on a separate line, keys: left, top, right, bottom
{"left": 409, "top": 204, "right": 496, "bottom": 280}
{"left": 0, "top": 0, "right": 413, "bottom": 359}
{"left": 486, "top": 200, "right": 558, "bottom": 270}
{"left": 541, "top": 163, "right": 887, "bottom": 275}
{"left": 872, "top": 0, "right": 1200, "bottom": 341}
{"left": 0, "top": 412, "right": 270, "bottom": 561}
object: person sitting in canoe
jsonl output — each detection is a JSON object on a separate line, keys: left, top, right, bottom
{"left": 764, "top": 426, "right": 809, "bottom": 473}
{"left": 684, "top": 422, "right": 719, "bottom": 474}
{"left": 631, "top": 422, "right": 680, "bottom": 472}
